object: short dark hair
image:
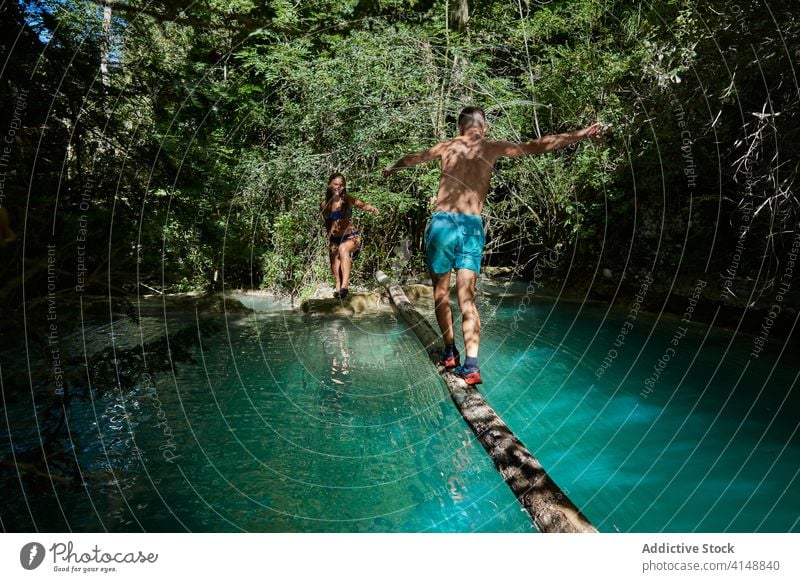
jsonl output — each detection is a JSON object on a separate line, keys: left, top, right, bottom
{"left": 458, "top": 107, "right": 487, "bottom": 129}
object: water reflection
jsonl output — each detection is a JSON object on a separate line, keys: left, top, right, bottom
{"left": 316, "top": 322, "right": 355, "bottom": 428}
{"left": 327, "top": 324, "right": 351, "bottom": 386}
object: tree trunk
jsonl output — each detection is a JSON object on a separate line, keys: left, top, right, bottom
{"left": 100, "top": 1, "right": 112, "bottom": 89}
{"left": 449, "top": 0, "right": 469, "bottom": 33}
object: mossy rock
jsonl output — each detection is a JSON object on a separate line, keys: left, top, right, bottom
{"left": 300, "top": 292, "right": 390, "bottom": 315}
{"left": 405, "top": 284, "right": 433, "bottom": 302}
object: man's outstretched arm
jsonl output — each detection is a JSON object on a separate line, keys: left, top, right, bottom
{"left": 383, "top": 142, "right": 446, "bottom": 176}
{"left": 492, "top": 122, "right": 603, "bottom": 158}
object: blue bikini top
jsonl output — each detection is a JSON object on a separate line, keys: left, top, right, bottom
{"left": 329, "top": 207, "right": 352, "bottom": 221}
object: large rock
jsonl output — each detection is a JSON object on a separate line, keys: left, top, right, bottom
{"left": 300, "top": 292, "right": 391, "bottom": 315}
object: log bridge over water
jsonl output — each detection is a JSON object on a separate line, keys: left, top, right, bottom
{"left": 375, "top": 270, "right": 597, "bottom": 533}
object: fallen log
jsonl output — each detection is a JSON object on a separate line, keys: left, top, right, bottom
{"left": 376, "top": 270, "right": 597, "bottom": 533}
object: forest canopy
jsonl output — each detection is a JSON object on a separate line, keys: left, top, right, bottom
{"left": 1, "top": 0, "right": 798, "bottom": 313}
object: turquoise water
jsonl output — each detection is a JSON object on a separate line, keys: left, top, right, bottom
{"left": 477, "top": 288, "right": 800, "bottom": 532}
{"left": 0, "top": 308, "right": 531, "bottom": 532}
{"left": 1, "top": 289, "right": 798, "bottom": 532}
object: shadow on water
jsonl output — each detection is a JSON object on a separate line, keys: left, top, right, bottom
{"left": 0, "top": 310, "right": 225, "bottom": 532}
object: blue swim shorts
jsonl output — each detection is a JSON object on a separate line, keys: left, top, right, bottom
{"left": 424, "top": 212, "right": 486, "bottom": 275}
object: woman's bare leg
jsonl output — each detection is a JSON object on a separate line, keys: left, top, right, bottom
{"left": 337, "top": 237, "right": 360, "bottom": 290}
{"left": 329, "top": 247, "right": 342, "bottom": 291}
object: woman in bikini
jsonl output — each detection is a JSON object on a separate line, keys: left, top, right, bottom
{"left": 320, "top": 173, "right": 379, "bottom": 298}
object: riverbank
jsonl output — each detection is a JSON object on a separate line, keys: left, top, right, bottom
{"left": 3, "top": 267, "right": 794, "bottom": 362}
{"left": 236, "top": 267, "right": 797, "bottom": 346}
{"left": 560, "top": 268, "right": 799, "bottom": 346}
{"left": 305, "top": 266, "right": 798, "bottom": 345}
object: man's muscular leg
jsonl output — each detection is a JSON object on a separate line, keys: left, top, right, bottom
{"left": 431, "top": 271, "right": 454, "bottom": 346}
{"left": 456, "top": 268, "right": 480, "bottom": 359}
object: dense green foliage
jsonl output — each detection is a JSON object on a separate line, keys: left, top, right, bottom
{"left": 1, "top": 0, "right": 798, "bottom": 305}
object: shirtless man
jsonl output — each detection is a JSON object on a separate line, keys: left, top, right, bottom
{"left": 383, "top": 106, "right": 601, "bottom": 384}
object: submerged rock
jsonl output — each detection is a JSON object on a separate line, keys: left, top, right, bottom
{"left": 139, "top": 293, "right": 252, "bottom": 314}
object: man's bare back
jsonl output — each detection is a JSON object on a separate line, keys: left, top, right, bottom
{"left": 433, "top": 132, "right": 497, "bottom": 215}
{"left": 386, "top": 122, "right": 602, "bottom": 215}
